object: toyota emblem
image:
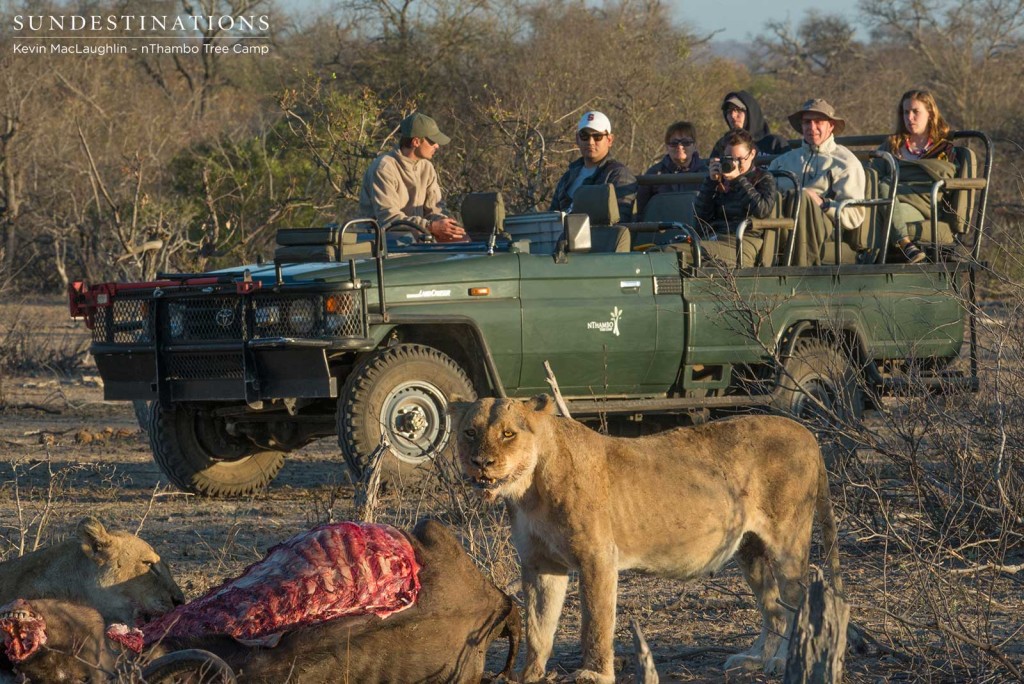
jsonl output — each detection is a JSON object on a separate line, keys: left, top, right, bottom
{"left": 216, "top": 307, "right": 235, "bottom": 328}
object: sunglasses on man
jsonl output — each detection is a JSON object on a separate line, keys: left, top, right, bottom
{"left": 666, "top": 138, "right": 695, "bottom": 147}
{"left": 578, "top": 132, "right": 608, "bottom": 142}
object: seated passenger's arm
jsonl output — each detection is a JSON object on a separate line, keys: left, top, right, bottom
{"left": 832, "top": 163, "right": 867, "bottom": 230}
{"left": 693, "top": 177, "right": 717, "bottom": 223}
{"left": 423, "top": 168, "right": 447, "bottom": 222}
{"left": 735, "top": 173, "right": 776, "bottom": 219}
{"left": 549, "top": 170, "right": 572, "bottom": 212}
{"left": 370, "top": 162, "right": 430, "bottom": 231}
{"left": 609, "top": 166, "right": 638, "bottom": 222}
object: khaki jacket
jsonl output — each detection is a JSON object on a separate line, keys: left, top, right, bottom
{"left": 358, "top": 148, "right": 447, "bottom": 230}
{"left": 769, "top": 136, "right": 865, "bottom": 231}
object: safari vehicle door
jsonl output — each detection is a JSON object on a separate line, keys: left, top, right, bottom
{"left": 517, "top": 250, "right": 682, "bottom": 396}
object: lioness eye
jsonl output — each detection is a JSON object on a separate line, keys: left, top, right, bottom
{"left": 502, "top": 429, "right": 515, "bottom": 439}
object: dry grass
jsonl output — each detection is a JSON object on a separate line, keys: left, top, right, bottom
{"left": 1, "top": 295, "right": 1022, "bottom": 681}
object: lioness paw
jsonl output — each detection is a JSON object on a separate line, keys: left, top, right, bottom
{"left": 763, "top": 655, "right": 787, "bottom": 676}
{"left": 515, "top": 666, "right": 555, "bottom": 683}
{"left": 723, "top": 652, "right": 764, "bottom": 672}
{"left": 573, "top": 669, "right": 615, "bottom": 684}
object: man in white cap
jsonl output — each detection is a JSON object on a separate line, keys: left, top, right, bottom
{"left": 769, "top": 98, "right": 865, "bottom": 264}
{"left": 359, "top": 112, "right": 466, "bottom": 242}
{"left": 550, "top": 110, "right": 637, "bottom": 221}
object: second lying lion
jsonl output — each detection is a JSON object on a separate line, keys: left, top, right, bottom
{"left": 452, "top": 395, "right": 842, "bottom": 683}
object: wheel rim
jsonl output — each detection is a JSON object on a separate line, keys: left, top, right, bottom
{"left": 379, "top": 380, "right": 449, "bottom": 465}
{"left": 793, "top": 377, "right": 841, "bottom": 426}
{"left": 188, "top": 408, "right": 253, "bottom": 463}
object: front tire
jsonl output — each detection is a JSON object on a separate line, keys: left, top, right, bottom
{"left": 149, "top": 401, "right": 286, "bottom": 497}
{"left": 772, "top": 338, "right": 864, "bottom": 462}
{"left": 338, "top": 344, "right": 476, "bottom": 482}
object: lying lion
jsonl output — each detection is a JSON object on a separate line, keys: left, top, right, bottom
{"left": 2, "top": 520, "right": 519, "bottom": 684}
{"left": 0, "top": 516, "right": 184, "bottom": 626}
{"left": 452, "top": 395, "right": 843, "bottom": 683}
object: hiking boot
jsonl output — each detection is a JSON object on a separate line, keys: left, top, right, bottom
{"left": 900, "top": 241, "right": 926, "bottom": 264}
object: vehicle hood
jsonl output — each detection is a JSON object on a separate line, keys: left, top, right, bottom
{"left": 230, "top": 251, "right": 521, "bottom": 291}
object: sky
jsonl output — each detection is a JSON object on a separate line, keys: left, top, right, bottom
{"left": 667, "top": 0, "right": 857, "bottom": 42}
{"left": 288, "top": 0, "right": 860, "bottom": 46}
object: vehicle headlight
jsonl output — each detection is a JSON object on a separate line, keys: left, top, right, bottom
{"left": 168, "top": 305, "right": 184, "bottom": 339}
{"left": 324, "top": 314, "right": 348, "bottom": 334}
{"left": 255, "top": 304, "right": 281, "bottom": 328}
{"left": 287, "top": 299, "right": 316, "bottom": 335}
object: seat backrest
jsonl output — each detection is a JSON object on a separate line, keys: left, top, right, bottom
{"left": 572, "top": 184, "right": 619, "bottom": 225}
{"left": 460, "top": 191, "right": 505, "bottom": 237}
{"left": 274, "top": 226, "right": 372, "bottom": 262}
{"left": 590, "top": 226, "right": 631, "bottom": 253}
{"left": 640, "top": 190, "right": 698, "bottom": 225}
{"left": 944, "top": 145, "right": 978, "bottom": 235}
{"left": 847, "top": 163, "right": 885, "bottom": 263}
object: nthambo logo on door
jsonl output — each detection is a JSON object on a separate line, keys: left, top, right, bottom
{"left": 587, "top": 307, "right": 622, "bottom": 336}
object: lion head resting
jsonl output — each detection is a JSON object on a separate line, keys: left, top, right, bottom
{"left": 0, "top": 516, "right": 184, "bottom": 625}
{"left": 450, "top": 395, "right": 557, "bottom": 503}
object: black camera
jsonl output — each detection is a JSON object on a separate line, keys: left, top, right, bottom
{"left": 719, "top": 156, "right": 736, "bottom": 173}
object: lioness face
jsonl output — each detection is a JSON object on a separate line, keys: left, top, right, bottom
{"left": 79, "top": 518, "right": 185, "bottom": 623}
{"left": 451, "top": 397, "right": 549, "bottom": 502}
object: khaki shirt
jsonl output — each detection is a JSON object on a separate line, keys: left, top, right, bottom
{"left": 358, "top": 148, "right": 446, "bottom": 231}
{"left": 769, "top": 136, "right": 866, "bottom": 230}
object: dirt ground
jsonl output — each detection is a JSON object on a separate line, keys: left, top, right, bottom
{"left": 1, "top": 297, "right": 1021, "bottom": 682}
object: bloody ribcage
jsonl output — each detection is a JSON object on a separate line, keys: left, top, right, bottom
{"left": 142, "top": 522, "right": 421, "bottom": 646}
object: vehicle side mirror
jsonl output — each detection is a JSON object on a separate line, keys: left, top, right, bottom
{"left": 565, "top": 214, "right": 592, "bottom": 252}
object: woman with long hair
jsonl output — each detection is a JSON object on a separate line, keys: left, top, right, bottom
{"left": 880, "top": 89, "right": 955, "bottom": 263}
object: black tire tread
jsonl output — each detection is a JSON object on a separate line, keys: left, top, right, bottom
{"left": 338, "top": 343, "right": 475, "bottom": 477}
{"left": 150, "top": 402, "right": 285, "bottom": 497}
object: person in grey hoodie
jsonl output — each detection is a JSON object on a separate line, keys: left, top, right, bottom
{"left": 711, "top": 90, "right": 789, "bottom": 158}
{"left": 359, "top": 113, "right": 466, "bottom": 242}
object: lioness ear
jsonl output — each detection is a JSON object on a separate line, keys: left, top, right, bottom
{"left": 529, "top": 394, "right": 558, "bottom": 415}
{"left": 78, "top": 516, "right": 113, "bottom": 559}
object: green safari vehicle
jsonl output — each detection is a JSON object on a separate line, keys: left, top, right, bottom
{"left": 68, "top": 132, "right": 992, "bottom": 496}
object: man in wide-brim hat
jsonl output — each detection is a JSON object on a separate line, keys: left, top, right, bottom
{"left": 769, "top": 98, "right": 866, "bottom": 265}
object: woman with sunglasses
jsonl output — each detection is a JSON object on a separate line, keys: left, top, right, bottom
{"left": 636, "top": 121, "right": 708, "bottom": 216}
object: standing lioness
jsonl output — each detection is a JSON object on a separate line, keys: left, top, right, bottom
{"left": 452, "top": 395, "right": 842, "bottom": 683}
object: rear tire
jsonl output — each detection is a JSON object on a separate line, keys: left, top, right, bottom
{"left": 149, "top": 401, "right": 285, "bottom": 497}
{"left": 772, "top": 338, "right": 864, "bottom": 463}
{"left": 338, "top": 344, "right": 476, "bottom": 483}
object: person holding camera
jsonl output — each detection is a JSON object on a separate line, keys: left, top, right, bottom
{"left": 769, "top": 98, "right": 865, "bottom": 265}
{"left": 690, "top": 129, "right": 776, "bottom": 266}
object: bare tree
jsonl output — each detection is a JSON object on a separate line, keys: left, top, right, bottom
{"left": 859, "top": 0, "right": 1024, "bottom": 131}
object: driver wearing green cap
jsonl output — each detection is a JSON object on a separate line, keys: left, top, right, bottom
{"left": 358, "top": 113, "right": 466, "bottom": 242}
